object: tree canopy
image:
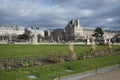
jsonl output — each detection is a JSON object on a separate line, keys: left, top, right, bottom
{"left": 93, "top": 27, "right": 104, "bottom": 39}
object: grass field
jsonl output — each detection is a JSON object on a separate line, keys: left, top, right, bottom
{"left": 0, "top": 44, "right": 119, "bottom": 58}
{"left": 0, "top": 55, "right": 120, "bottom": 80}
{"left": 0, "top": 44, "right": 120, "bottom": 80}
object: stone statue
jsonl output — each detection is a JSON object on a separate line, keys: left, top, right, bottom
{"left": 32, "top": 31, "right": 38, "bottom": 44}
{"left": 86, "top": 35, "right": 90, "bottom": 45}
{"left": 103, "top": 37, "right": 107, "bottom": 44}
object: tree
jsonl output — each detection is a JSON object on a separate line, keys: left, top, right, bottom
{"left": 25, "top": 29, "right": 31, "bottom": 40}
{"left": 17, "top": 29, "right": 31, "bottom": 40}
{"left": 17, "top": 33, "right": 29, "bottom": 40}
{"left": 93, "top": 27, "right": 104, "bottom": 39}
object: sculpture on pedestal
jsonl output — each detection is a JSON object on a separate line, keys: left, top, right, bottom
{"left": 86, "top": 35, "right": 90, "bottom": 45}
{"left": 32, "top": 31, "right": 38, "bottom": 44}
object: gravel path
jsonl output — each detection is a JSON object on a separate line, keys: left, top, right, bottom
{"left": 57, "top": 65, "right": 120, "bottom": 80}
{"left": 81, "top": 69, "right": 120, "bottom": 80}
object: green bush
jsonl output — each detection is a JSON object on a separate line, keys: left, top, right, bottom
{"left": 0, "top": 55, "right": 120, "bottom": 80}
{"left": 21, "top": 61, "right": 34, "bottom": 67}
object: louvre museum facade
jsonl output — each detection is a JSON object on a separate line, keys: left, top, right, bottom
{"left": 0, "top": 19, "right": 119, "bottom": 44}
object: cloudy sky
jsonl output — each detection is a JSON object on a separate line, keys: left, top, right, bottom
{"left": 0, "top": 0, "right": 120, "bottom": 30}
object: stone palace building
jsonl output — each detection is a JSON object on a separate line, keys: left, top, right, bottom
{"left": 65, "top": 19, "right": 84, "bottom": 41}
{"left": 0, "top": 25, "right": 44, "bottom": 44}
{"left": 0, "top": 25, "right": 24, "bottom": 43}
{"left": 0, "top": 19, "right": 119, "bottom": 44}
{"left": 65, "top": 19, "right": 119, "bottom": 42}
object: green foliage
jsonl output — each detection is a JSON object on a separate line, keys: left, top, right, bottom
{"left": 21, "top": 61, "right": 34, "bottom": 67}
{"left": 83, "top": 55, "right": 87, "bottom": 60}
{"left": 0, "top": 44, "right": 119, "bottom": 80}
{"left": 0, "top": 55, "right": 120, "bottom": 80}
{"left": 0, "top": 44, "right": 119, "bottom": 58}
{"left": 60, "top": 59, "right": 65, "bottom": 63}
{"left": 93, "top": 27, "right": 104, "bottom": 39}
{"left": 21, "top": 61, "right": 29, "bottom": 67}
{"left": 24, "top": 29, "right": 33, "bottom": 41}
{"left": 0, "top": 63, "right": 3, "bottom": 66}
{"left": 17, "top": 33, "right": 29, "bottom": 40}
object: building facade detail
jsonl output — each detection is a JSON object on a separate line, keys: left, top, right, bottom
{"left": 65, "top": 19, "right": 83, "bottom": 41}
{"left": 0, "top": 19, "right": 119, "bottom": 44}
{"left": 0, "top": 25, "right": 24, "bottom": 43}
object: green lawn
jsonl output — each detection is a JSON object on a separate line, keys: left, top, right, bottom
{"left": 0, "top": 55, "right": 120, "bottom": 80}
{"left": 0, "top": 44, "right": 120, "bottom": 80}
{"left": 0, "top": 44, "right": 119, "bottom": 58}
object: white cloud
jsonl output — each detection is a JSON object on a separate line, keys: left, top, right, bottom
{"left": 105, "top": 0, "right": 119, "bottom": 3}
{"left": 80, "top": 9, "right": 93, "bottom": 17}
{"left": 106, "top": 18, "right": 115, "bottom": 22}
{"left": 0, "top": 0, "right": 120, "bottom": 30}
